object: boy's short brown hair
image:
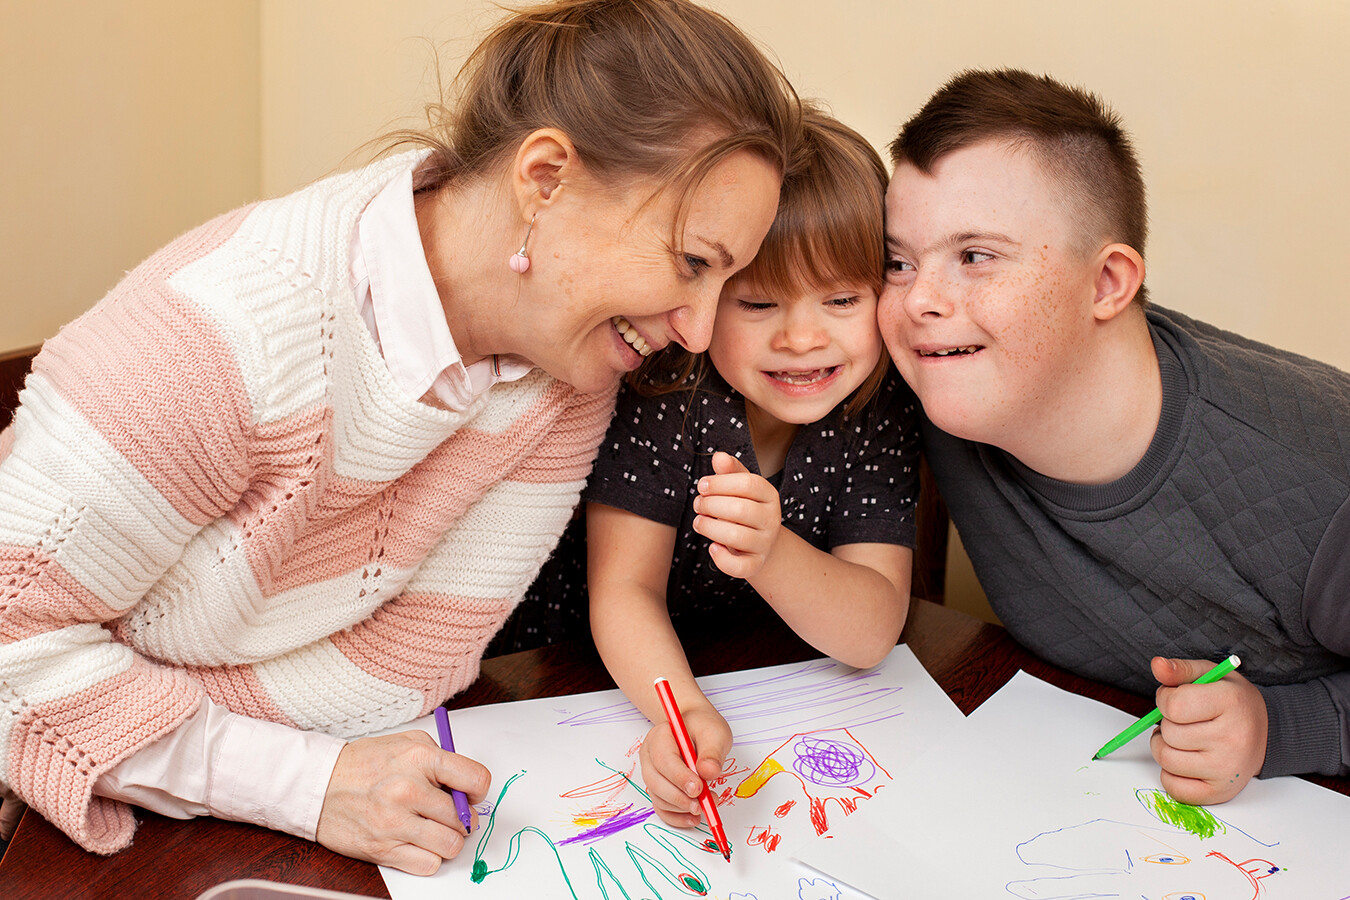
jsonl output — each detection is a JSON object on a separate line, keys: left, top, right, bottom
{"left": 891, "top": 68, "right": 1149, "bottom": 304}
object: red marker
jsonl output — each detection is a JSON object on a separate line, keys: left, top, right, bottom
{"left": 653, "top": 676, "right": 731, "bottom": 862}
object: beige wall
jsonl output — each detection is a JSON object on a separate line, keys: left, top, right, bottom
{"left": 251, "top": 0, "right": 1350, "bottom": 377}
{"left": 8, "top": 1, "right": 1348, "bottom": 365}
{"left": 0, "top": 1, "right": 260, "bottom": 352}
{"left": 5, "top": 1, "right": 1349, "bottom": 612}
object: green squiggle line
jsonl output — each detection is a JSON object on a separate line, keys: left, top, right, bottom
{"left": 471, "top": 770, "right": 526, "bottom": 881}
{"left": 623, "top": 824, "right": 711, "bottom": 897}
{"left": 469, "top": 762, "right": 720, "bottom": 898}
{"left": 470, "top": 771, "right": 581, "bottom": 897}
{"left": 588, "top": 847, "right": 634, "bottom": 900}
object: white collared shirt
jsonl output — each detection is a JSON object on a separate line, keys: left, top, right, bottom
{"left": 352, "top": 162, "right": 532, "bottom": 409}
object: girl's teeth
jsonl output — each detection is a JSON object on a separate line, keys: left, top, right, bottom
{"left": 772, "top": 369, "right": 830, "bottom": 385}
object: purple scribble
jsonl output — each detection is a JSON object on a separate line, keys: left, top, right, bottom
{"left": 791, "top": 736, "right": 874, "bottom": 787}
{"left": 555, "top": 658, "right": 905, "bottom": 746}
{"left": 557, "top": 805, "right": 657, "bottom": 847}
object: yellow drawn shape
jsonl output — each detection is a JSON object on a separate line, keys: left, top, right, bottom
{"left": 735, "top": 757, "right": 785, "bottom": 798}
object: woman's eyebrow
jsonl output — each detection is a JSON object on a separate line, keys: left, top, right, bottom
{"left": 689, "top": 234, "right": 734, "bottom": 268}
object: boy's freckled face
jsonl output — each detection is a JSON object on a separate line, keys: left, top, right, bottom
{"left": 878, "top": 139, "right": 1100, "bottom": 445}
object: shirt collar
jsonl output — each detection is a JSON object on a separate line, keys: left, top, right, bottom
{"left": 351, "top": 161, "right": 532, "bottom": 411}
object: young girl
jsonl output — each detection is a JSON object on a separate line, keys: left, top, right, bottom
{"left": 586, "top": 108, "right": 920, "bottom": 828}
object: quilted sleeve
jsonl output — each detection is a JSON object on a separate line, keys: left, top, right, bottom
{"left": 1279, "top": 490, "right": 1350, "bottom": 777}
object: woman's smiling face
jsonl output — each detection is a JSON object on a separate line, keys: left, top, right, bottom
{"left": 517, "top": 150, "right": 782, "bottom": 395}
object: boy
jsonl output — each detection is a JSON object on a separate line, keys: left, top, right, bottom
{"left": 881, "top": 68, "right": 1350, "bottom": 805}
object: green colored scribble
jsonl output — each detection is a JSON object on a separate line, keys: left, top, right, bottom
{"left": 471, "top": 771, "right": 582, "bottom": 897}
{"left": 469, "top": 764, "right": 718, "bottom": 899}
{"left": 588, "top": 847, "right": 634, "bottom": 900}
{"left": 623, "top": 824, "right": 711, "bottom": 897}
{"left": 1137, "top": 788, "right": 1225, "bottom": 839}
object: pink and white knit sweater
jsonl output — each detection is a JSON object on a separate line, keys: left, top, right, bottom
{"left": 0, "top": 155, "right": 614, "bottom": 854}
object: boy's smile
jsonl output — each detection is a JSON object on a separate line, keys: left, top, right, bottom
{"left": 878, "top": 139, "right": 1102, "bottom": 450}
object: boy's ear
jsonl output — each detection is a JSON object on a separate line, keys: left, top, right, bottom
{"left": 510, "top": 128, "right": 580, "bottom": 220}
{"left": 1091, "top": 243, "right": 1146, "bottom": 322}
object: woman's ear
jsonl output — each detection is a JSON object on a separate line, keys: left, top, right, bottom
{"left": 1091, "top": 243, "right": 1146, "bottom": 322}
{"left": 511, "top": 128, "right": 579, "bottom": 220}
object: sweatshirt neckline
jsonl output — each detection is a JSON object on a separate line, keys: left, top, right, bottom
{"left": 1005, "top": 327, "right": 1191, "bottom": 514}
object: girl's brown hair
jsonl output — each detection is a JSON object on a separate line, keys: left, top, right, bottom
{"left": 637, "top": 104, "right": 892, "bottom": 420}
{"left": 393, "top": 0, "right": 800, "bottom": 228}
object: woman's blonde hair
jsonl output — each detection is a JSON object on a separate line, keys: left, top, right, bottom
{"left": 636, "top": 104, "right": 892, "bottom": 420}
{"left": 394, "top": 0, "right": 800, "bottom": 227}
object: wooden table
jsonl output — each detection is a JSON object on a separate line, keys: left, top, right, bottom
{"left": 2, "top": 598, "right": 1346, "bottom": 898}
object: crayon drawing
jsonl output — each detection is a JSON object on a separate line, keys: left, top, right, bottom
{"left": 797, "top": 671, "right": 1350, "bottom": 900}
{"left": 1006, "top": 789, "right": 1283, "bottom": 900}
{"left": 378, "top": 644, "right": 965, "bottom": 900}
{"left": 734, "top": 728, "right": 891, "bottom": 839}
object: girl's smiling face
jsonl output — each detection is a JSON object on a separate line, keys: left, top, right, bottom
{"left": 708, "top": 278, "right": 884, "bottom": 430}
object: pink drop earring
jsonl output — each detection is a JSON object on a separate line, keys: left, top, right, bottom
{"left": 509, "top": 215, "right": 536, "bottom": 274}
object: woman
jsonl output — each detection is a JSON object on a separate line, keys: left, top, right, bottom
{"left": 0, "top": 0, "right": 797, "bottom": 875}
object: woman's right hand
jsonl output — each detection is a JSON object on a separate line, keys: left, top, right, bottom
{"left": 315, "top": 731, "right": 490, "bottom": 875}
{"left": 639, "top": 706, "right": 732, "bottom": 828}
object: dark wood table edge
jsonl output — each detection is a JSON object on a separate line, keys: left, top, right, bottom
{"left": 2, "top": 597, "right": 1346, "bottom": 898}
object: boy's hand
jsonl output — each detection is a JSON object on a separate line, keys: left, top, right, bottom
{"left": 639, "top": 707, "right": 733, "bottom": 828}
{"left": 693, "top": 451, "right": 782, "bottom": 579}
{"left": 1148, "top": 656, "right": 1268, "bottom": 805}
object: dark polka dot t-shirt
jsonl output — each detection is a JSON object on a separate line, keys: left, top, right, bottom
{"left": 587, "top": 368, "right": 920, "bottom": 620}
{"left": 489, "top": 368, "right": 921, "bottom": 654}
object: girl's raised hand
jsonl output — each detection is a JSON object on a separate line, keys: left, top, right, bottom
{"left": 693, "top": 451, "right": 782, "bottom": 579}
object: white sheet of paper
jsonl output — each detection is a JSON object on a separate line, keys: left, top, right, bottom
{"left": 799, "top": 670, "right": 1350, "bottom": 899}
{"left": 378, "top": 643, "right": 963, "bottom": 900}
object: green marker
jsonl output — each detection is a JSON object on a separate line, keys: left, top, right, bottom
{"left": 1092, "top": 654, "right": 1241, "bottom": 760}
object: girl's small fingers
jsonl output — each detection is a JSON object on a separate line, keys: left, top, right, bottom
{"left": 650, "top": 779, "right": 702, "bottom": 816}
{"left": 693, "top": 516, "right": 757, "bottom": 550}
{"left": 706, "top": 542, "right": 755, "bottom": 578}
{"left": 692, "top": 493, "right": 762, "bottom": 525}
{"left": 699, "top": 473, "right": 770, "bottom": 500}
{"left": 644, "top": 758, "right": 703, "bottom": 814}
{"left": 654, "top": 806, "right": 703, "bottom": 828}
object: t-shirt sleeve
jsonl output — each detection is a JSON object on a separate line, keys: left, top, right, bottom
{"left": 582, "top": 383, "right": 693, "bottom": 528}
{"left": 827, "top": 370, "right": 921, "bottom": 549}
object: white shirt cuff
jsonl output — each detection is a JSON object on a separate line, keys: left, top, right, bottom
{"left": 95, "top": 698, "right": 346, "bottom": 841}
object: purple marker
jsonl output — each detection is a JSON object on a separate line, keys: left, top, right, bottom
{"left": 433, "top": 706, "right": 474, "bottom": 832}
